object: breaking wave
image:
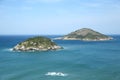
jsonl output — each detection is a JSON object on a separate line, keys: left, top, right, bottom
{"left": 3, "top": 48, "right": 13, "bottom": 52}
{"left": 45, "top": 72, "right": 68, "bottom": 77}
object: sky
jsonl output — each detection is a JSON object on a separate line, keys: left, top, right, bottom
{"left": 0, "top": 0, "right": 120, "bottom": 35}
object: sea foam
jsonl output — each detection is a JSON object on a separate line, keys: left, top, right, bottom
{"left": 45, "top": 72, "right": 68, "bottom": 77}
{"left": 3, "top": 48, "right": 13, "bottom": 52}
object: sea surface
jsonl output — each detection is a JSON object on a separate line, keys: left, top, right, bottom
{"left": 0, "top": 35, "right": 120, "bottom": 80}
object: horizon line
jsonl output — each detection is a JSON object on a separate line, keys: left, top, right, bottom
{"left": 0, "top": 34, "right": 120, "bottom": 36}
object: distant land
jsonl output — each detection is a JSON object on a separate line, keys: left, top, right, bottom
{"left": 55, "top": 28, "right": 113, "bottom": 41}
{"left": 13, "top": 36, "right": 62, "bottom": 51}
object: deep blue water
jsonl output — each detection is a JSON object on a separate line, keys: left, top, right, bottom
{"left": 0, "top": 35, "right": 120, "bottom": 80}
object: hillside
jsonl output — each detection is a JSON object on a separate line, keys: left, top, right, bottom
{"left": 58, "top": 28, "right": 113, "bottom": 41}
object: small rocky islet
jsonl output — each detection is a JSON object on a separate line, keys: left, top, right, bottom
{"left": 13, "top": 36, "right": 62, "bottom": 51}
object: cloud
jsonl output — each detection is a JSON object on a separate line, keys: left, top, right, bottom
{"left": 25, "top": 0, "right": 63, "bottom": 3}
{"left": 81, "top": 2, "right": 101, "bottom": 8}
{"left": 22, "top": 6, "right": 32, "bottom": 10}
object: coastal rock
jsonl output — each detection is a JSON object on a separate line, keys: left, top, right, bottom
{"left": 57, "top": 28, "right": 113, "bottom": 41}
{"left": 13, "top": 36, "right": 63, "bottom": 51}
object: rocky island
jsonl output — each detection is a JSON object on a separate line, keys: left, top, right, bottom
{"left": 56, "top": 28, "right": 113, "bottom": 41}
{"left": 13, "top": 36, "right": 62, "bottom": 51}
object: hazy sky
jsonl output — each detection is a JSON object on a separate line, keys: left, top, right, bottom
{"left": 0, "top": 0, "right": 120, "bottom": 35}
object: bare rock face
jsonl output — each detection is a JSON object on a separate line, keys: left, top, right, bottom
{"left": 13, "top": 36, "right": 63, "bottom": 51}
{"left": 57, "top": 28, "right": 113, "bottom": 41}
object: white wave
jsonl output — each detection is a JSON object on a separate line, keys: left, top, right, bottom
{"left": 3, "top": 48, "right": 13, "bottom": 51}
{"left": 45, "top": 72, "right": 68, "bottom": 77}
{"left": 9, "top": 48, "right": 13, "bottom": 51}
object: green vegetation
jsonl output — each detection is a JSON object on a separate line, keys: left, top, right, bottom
{"left": 13, "top": 36, "right": 62, "bottom": 51}
{"left": 20, "top": 36, "right": 56, "bottom": 48}
{"left": 62, "top": 28, "right": 113, "bottom": 41}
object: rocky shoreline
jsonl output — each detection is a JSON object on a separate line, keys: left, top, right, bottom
{"left": 13, "top": 45, "right": 62, "bottom": 51}
{"left": 56, "top": 37, "right": 113, "bottom": 41}
{"left": 13, "top": 36, "right": 63, "bottom": 52}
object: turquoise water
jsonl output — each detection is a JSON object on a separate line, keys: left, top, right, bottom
{"left": 0, "top": 35, "right": 120, "bottom": 80}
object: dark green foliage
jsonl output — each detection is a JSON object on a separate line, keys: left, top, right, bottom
{"left": 26, "top": 36, "right": 51, "bottom": 42}
{"left": 83, "top": 33, "right": 97, "bottom": 39}
{"left": 19, "top": 36, "right": 56, "bottom": 48}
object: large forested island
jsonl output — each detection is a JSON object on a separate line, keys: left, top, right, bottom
{"left": 13, "top": 36, "right": 62, "bottom": 51}
{"left": 56, "top": 28, "right": 113, "bottom": 41}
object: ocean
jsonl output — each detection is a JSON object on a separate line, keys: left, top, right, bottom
{"left": 0, "top": 35, "right": 120, "bottom": 80}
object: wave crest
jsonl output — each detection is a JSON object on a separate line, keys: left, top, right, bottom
{"left": 45, "top": 72, "right": 68, "bottom": 76}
